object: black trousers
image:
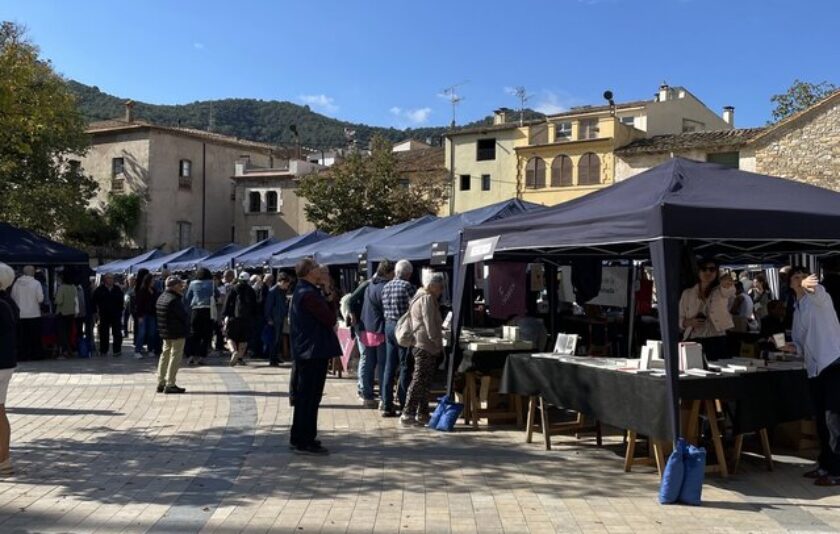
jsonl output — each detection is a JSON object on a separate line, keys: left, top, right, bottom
{"left": 18, "top": 317, "right": 43, "bottom": 360}
{"left": 98, "top": 315, "right": 123, "bottom": 355}
{"left": 290, "top": 358, "right": 329, "bottom": 448}
{"left": 809, "top": 363, "right": 840, "bottom": 476}
{"left": 189, "top": 308, "right": 214, "bottom": 359}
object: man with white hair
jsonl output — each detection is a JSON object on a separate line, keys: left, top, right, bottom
{"left": 380, "top": 259, "right": 416, "bottom": 416}
{"left": 155, "top": 276, "right": 189, "bottom": 394}
{"left": 10, "top": 265, "right": 43, "bottom": 360}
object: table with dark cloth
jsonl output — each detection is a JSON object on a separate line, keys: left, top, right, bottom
{"left": 500, "top": 353, "right": 811, "bottom": 441}
{"left": 457, "top": 348, "right": 535, "bottom": 374}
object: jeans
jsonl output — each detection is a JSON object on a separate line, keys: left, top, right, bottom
{"left": 135, "top": 314, "right": 159, "bottom": 354}
{"left": 354, "top": 327, "right": 366, "bottom": 395}
{"left": 383, "top": 320, "right": 412, "bottom": 411}
{"left": 360, "top": 342, "right": 386, "bottom": 400}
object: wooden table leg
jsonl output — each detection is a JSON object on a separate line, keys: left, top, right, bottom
{"left": 686, "top": 400, "right": 701, "bottom": 445}
{"left": 539, "top": 396, "right": 552, "bottom": 450}
{"left": 514, "top": 394, "right": 524, "bottom": 428}
{"left": 624, "top": 430, "right": 637, "bottom": 472}
{"left": 705, "top": 400, "right": 729, "bottom": 478}
{"left": 471, "top": 375, "right": 480, "bottom": 429}
{"left": 526, "top": 396, "right": 536, "bottom": 444}
{"left": 759, "top": 428, "right": 774, "bottom": 471}
{"left": 461, "top": 374, "right": 473, "bottom": 425}
{"left": 595, "top": 420, "right": 603, "bottom": 447}
{"left": 653, "top": 440, "right": 666, "bottom": 478}
{"left": 731, "top": 434, "right": 744, "bottom": 475}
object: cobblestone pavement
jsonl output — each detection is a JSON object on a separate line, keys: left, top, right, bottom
{"left": 0, "top": 353, "right": 839, "bottom": 533}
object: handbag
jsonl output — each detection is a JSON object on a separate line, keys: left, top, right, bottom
{"left": 395, "top": 296, "right": 421, "bottom": 348}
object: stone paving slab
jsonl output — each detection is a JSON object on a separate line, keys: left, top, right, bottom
{"left": 0, "top": 351, "right": 838, "bottom": 533}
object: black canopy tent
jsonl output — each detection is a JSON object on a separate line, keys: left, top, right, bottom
{"left": 450, "top": 158, "right": 840, "bottom": 443}
{"left": 0, "top": 222, "right": 89, "bottom": 266}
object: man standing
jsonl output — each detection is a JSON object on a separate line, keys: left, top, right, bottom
{"left": 265, "top": 272, "right": 291, "bottom": 367}
{"left": 359, "top": 260, "right": 394, "bottom": 408}
{"left": 10, "top": 266, "right": 43, "bottom": 360}
{"left": 155, "top": 277, "right": 189, "bottom": 394}
{"left": 380, "top": 259, "right": 416, "bottom": 417}
{"left": 788, "top": 267, "right": 840, "bottom": 486}
{"left": 92, "top": 274, "right": 125, "bottom": 357}
{"left": 289, "top": 259, "right": 340, "bottom": 455}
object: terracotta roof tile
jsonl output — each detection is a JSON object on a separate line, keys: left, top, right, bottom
{"left": 615, "top": 128, "right": 765, "bottom": 156}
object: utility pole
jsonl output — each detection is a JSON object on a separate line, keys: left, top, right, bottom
{"left": 514, "top": 86, "right": 529, "bottom": 126}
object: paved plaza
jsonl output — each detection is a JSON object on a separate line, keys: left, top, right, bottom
{"left": 0, "top": 354, "right": 838, "bottom": 534}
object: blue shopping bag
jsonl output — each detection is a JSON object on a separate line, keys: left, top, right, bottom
{"left": 679, "top": 444, "right": 707, "bottom": 506}
{"left": 658, "top": 438, "right": 687, "bottom": 504}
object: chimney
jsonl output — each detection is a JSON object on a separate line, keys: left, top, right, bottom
{"left": 493, "top": 108, "right": 510, "bottom": 125}
{"left": 722, "top": 106, "right": 735, "bottom": 127}
{"left": 124, "top": 100, "right": 135, "bottom": 123}
{"left": 658, "top": 82, "right": 670, "bottom": 102}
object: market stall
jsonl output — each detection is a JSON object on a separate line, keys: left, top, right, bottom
{"left": 167, "top": 243, "right": 242, "bottom": 273}
{"left": 235, "top": 230, "right": 330, "bottom": 269}
{"left": 452, "top": 158, "right": 840, "bottom": 447}
{"left": 0, "top": 222, "right": 89, "bottom": 266}
{"left": 131, "top": 246, "right": 209, "bottom": 274}
{"left": 95, "top": 249, "right": 163, "bottom": 275}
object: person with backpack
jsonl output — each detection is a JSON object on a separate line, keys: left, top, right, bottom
{"left": 401, "top": 273, "right": 445, "bottom": 426}
{"left": 223, "top": 271, "right": 257, "bottom": 366}
{"left": 380, "top": 259, "right": 416, "bottom": 417}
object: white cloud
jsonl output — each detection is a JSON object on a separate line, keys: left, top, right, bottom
{"left": 390, "top": 106, "right": 432, "bottom": 125}
{"left": 193, "top": 42, "right": 204, "bottom": 50}
{"left": 532, "top": 90, "right": 581, "bottom": 115}
{"left": 299, "top": 94, "right": 338, "bottom": 113}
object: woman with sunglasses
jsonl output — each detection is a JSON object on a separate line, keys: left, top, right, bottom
{"left": 678, "top": 258, "right": 735, "bottom": 361}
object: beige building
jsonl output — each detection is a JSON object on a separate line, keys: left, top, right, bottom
{"left": 446, "top": 83, "right": 733, "bottom": 211}
{"left": 81, "top": 102, "right": 286, "bottom": 252}
{"left": 232, "top": 158, "right": 321, "bottom": 244}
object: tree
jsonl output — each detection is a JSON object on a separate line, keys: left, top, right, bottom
{"left": 770, "top": 79, "right": 837, "bottom": 123}
{"left": 104, "top": 192, "right": 142, "bottom": 244}
{"left": 297, "top": 136, "right": 448, "bottom": 234}
{"left": 0, "top": 21, "right": 96, "bottom": 237}
{"left": 64, "top": 208, "right": 121, "bottom": 247}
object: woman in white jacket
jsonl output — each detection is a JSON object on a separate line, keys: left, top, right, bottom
{"left": 679, "top": 258, "right": 735, "bottom": 361}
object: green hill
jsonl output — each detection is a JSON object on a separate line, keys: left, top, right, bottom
{"left": 67, "top": 80, "right": 543, "bottom": 149}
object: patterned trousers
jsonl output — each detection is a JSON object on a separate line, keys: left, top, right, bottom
{"left": 403, "top": 348, "right": 438, "bottom": 418}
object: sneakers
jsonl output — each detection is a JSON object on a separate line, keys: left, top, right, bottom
{"left": 156, "top": 383, "right": 165, "bottom": 393}
{"left": 361, "top": 399, "right": 378, "bottom": 409}
{"left": 289, "top": 439, "right": 321, "bottom": 450}
{"left": 292, "top": 444, "right": 329, "bottom": 456}
{"left": 134, "top": 352, "right": 144, "bottom": 360}
{"left": 400, "top": 414, "right": 420, "bottom": 426}
{"left": 164, "top": 385, "right": 186, "bottom": 394}
{"left": 804, "top": 467, "right": 828, "bottom": 479}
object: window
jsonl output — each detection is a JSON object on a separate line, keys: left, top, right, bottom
{"left": 177, "top": 221, "right": 192, "bottom": 249}
{"left": 578, "top": 153, "right": 601, "bottom": 185}
{"left": 255, "top": 229, "right": 270, "bottom": 242}
{"left": 706, "top": 151, "right": 740, "bottom": 169}
{"left": 179, "top": 159, "right": 192, "bottom": 177}
{"left": 459, "top": 174, "right": 471, "bottom": 191}
{"left": 579, "top": 119, "right": 599, "bottom": 140}
{"left": 266, "top": 191, "right": 278, "bottom": 212}
{"left": 476, "top": 138, "right": 496, "bottom": 161}
{"left": 682, "top": 119, "right": 705, "bottom": 133}
{"left": 481, "top": 174, "right": 491, "bottom": 191}
{"left": 554, "top": 121, "right": 572, "bottom": 142}
{"left": 529, "top": 124, "right": 549, "bottom": 145}
{"left": 620, "top": 116, "right": 636, "bottom": 126}
{"left": 68, "top": 159, "right": 81, "bottom": 173}
{"left": 551, "top": 155, "right": 573, "bottom": 187}
{"left": 525, "top": 157, "right": 546, "bottom": 189}
{"left": 249, "top": 191, "right": 261, "bottom": 212}
{"left": 112, "top": 157, "right": 125, "bottom": 178}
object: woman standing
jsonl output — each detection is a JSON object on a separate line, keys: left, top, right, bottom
{"left": 223, "top": 272, "right": 257, "bottom": 366}
{"left": 54, "top": 271, "right": 78, "bottom": 359}
{"left": 678, "top": 258, "right": 735, "bottom": 361}
{"left": 749, "top": 274, "right": 773, "bottom": 321}
{"left": 133, "top": 271, "right": 160, "bottom": 359}
{"left": 185, "top": 268, "right": 218, "bottom": 366}
{"left": 401, "top": 273, "right": 445, "bottom": 426}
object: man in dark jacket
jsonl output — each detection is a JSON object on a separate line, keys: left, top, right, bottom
{"left": 265, "top": 272, "right": 291, "bottom": 366}
{"left": 289, "top": 259, "right": 341, "bottom": 455}
{"left": 155, "top": 277, "right": 188, "bottom": 394}
{"left": 92, "top": 274, "right": 125, "bottom": 357}
{"left": 358, "top": 261, "right": 394, "bottom": 407}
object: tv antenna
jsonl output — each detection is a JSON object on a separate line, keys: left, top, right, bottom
{"left": 513, "top": 86, "right": 530, "bottom": 126}
{"left": 441, "top": 81, "right": 468, "bottom": 128}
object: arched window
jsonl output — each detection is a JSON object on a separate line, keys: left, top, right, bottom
{"left": 578, "top": 153, "right": 601, "bottom": 185}
{"left": 551, "top": 155, "right": 573, "bottom": 187}
{"left": 248, "top": 191, "right": 261, "bottom": 212}
{"left": 266, "top": 191, "right": 278, "bottom": 212}
{"left": 525, "top": 157, "right": 546, "bottom": 189}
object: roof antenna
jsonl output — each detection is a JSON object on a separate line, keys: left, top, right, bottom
{"left": 441, "top": 81, "right": 468, "bottom": 128}
{"left": 513, "top": 87, "right": 530, "bottom": 126}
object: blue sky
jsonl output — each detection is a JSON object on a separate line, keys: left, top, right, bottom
{"left": 3, "top": 0, "right": 838, "bottom": 129}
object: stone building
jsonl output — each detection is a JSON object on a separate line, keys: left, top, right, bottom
{"left": 81, "top": 102, "right": 286, "bottom": 252}
{"left": 232, "top": 158, "right": 321, "bottom": 244}
{"left": 741, "top": 90, "right": 840, "bottom": 189}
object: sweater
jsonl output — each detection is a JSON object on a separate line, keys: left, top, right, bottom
{"left": 361, "top": 275, "right": 388, "bottom": 334}
{"left": 10, "top": 275, "right": 43, "bottom": 319}
{"left": 409, "top": 288, "right": 443, "bottom": 354}
{"left": 55, "top": 284, "right": 78, "bottom": 317}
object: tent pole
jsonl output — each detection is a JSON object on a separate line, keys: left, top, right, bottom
{"left": 547, "top": 262, "right": 558, "bottom": 351}
{"left": 650, "top": 239, "right": 682, "bottom": 445}
{"left": 446, "top": 236, "right": 469, "bottom": 399}
{"left": 626, "top": 261, "right": 637, "bottom": 358}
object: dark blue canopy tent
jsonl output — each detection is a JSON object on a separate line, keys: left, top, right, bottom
{"left": 167, "top": 243, "right": 243, "bottom": 272}
{"left": 96, "top": 249, "right": 164, "bottom": 274}
{"left": 236, "top": 230, "right": 330, "bottom": 269}
{"left": 0, "top": 222, "right": 89, "bottom": 266}
{"left": 290, "top": 216, "right": 438, "bottom": 267}
{"left": 269, "top": 227, "right": 380, "bottom": 269}
{"left": 454, "top": 158, "right": 840, "bottom": 444}
{"left": 131, "top": 246, "right": 209, "bottom": 274}
{"left": 199, "top": 238, "right": 276, "bottom": 272}
{"left": 365, "top": 199, "right": 542, "bottom": 265}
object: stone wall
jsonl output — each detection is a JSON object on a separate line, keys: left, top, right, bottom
{"left": 750, "top": 101, "right": 840, "bottom": 190}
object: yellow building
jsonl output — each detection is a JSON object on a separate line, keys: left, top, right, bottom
{"left": 446, "top": 84, "right": 733, "bottom": 211}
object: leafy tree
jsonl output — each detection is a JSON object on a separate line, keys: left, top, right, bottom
{"left": 64, "top": 208, "right": 121, "bottom": 247}
{"left": 770, "top": 79, "right": 837, "bottom": 123}
{"left": 104, "top": 192, "right": 142, "bottom": 244}
{"left": 0, "top": 22, "right": 96, "bottom": 237}
{"left": 297, "top": 136, "right": 448, "bottom": 234}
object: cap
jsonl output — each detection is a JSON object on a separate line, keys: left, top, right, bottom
{"left": 165, "top": 276, "right": 182, "bottom": 288}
